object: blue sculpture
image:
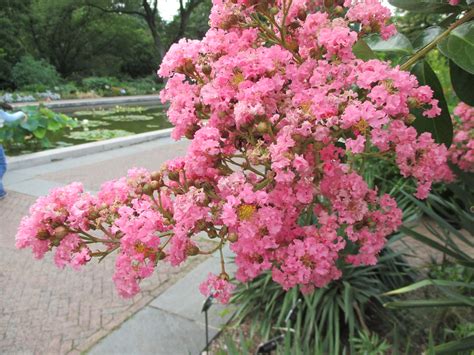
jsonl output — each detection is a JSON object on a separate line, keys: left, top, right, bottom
{"left": 0, "top": 108, "right": 27, "bottom": 200}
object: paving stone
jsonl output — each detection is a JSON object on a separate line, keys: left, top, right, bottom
{"left": 6, "top": 178, "right": 66, "bottom": 197}
{"left": 88, "top": 307, "right": 216, "bottom": 355}
{"left": 0, "top": 139, "right": 205, "bottom": 354}
{"left": 150, "top": 256, "right": 236, "bottom": 330}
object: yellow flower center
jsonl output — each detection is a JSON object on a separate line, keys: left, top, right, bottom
{"left": 231, "top": 72, "right": 245, "bottom": 86}
{"left": 354, "top": 119, "right": 369, "bottom": 134}
{"left": 238, "top": 204, "right": 257, "bottom": 221}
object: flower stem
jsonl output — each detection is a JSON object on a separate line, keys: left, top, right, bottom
{"left": 400, "top": 8, "right": 474, "bottom": 71}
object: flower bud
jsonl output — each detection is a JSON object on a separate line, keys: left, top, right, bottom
{"left": 151, "top": 171, "right": 162, "bottom": 181}
{"left": 227, "top": 233, "right": 238, "bottom": 243}
{"left": 362, "top": 25, "right": 372, "bottom": 33}
{"left": 334, "top": 5, "right": 344, "bottom": 14}
{"left": 256, "top": 121, "right": 270, "bottom": 134}
{"left": 37, "top": 229, "right": 51, "bottom": 241}
{"left": 408, "top": 97, "right": 419, "bottom": 109}
{"left": 406, "top": 113, "right": 417, "bottom": 124}
{"left": 88, "top": 208, "right": 100, "bottom": 220}
{"left": 168, "top": 171, "right": 180, "bottom": 181}
{"left": 297, "top": 8, "right": 307, "bottom": 21}
{"left": 324, "top": 0, "right": 334, "bottom": 7}
{"left": 186, "top": 245, "right": 200, "bottom": 256}
{"left": 202, "top": 64, "right": 212, "bottom": 76}
{"left": 142, "top": 183, "right": 154, "bottom": 196}
{"left": 156, "top": 250, "right": 167, "bottom": 261}
{"left": 183, "top": 59, "right": 195, "bottom": 74}
{"left": 270, "top": 6, "right": 279, "bottom": 15}
{"left": 53, "top": 226, "right": 69, "bottom": 239}
{"left": 150, "top": 180, "right": 161, "bottom": 191}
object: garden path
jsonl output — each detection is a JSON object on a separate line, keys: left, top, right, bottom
{"left": 0, "top": 137, "right": 225, "bottom": 354}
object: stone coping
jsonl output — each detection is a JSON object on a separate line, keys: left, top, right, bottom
{"left": 11, "top": 94, "right": 160, "bottom": 110}
{"left": 7, "top": 128, "right": 172, "bottom": 171}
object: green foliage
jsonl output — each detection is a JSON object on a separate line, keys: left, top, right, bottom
{"left": 350, "top": 331, "right": 392, "bottom": 355}
{"left": 450, "top": 60, "right": 474, "bottom": 105}
{"left": 438, "top": 21, "right": 474, "bottom": 74}
{"left": 81, "top": 77, "right": 119, "bottom": 91}
{"left": 410, "top": 60, "right": 453, "bottom": 146}
{"left": 0, "top": 106, "right": 77, "bottom": 149}
{"left": 231, "top": 244, "right": 414, "bottom": 353}
{"left": 11, "top": 56, "right": 61, "bottom": 89}
{"left": 366, "top": 33, "right": 413, "bottom": 56}
{"left": 388, "top": 0, "right": 468, "bottom": 13}
{"left": 384, "top": 187, "right": 474, "bottom": 354}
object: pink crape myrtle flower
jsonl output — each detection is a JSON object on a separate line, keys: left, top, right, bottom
{"left": 199, "top": 273, "right": 236, "bottom": 304}
{"left": 449, "top": 102, "right": 474, "bottom": 173}
{"left": 16, "top": 0, "right": 457, "bottom": 303}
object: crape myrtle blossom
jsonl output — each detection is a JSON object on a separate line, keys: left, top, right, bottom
{"left": 449, "top": 102, "right": 474, "bottom": 173}
{"left": 17, "top": 0, "right": 455, "bottom": 304}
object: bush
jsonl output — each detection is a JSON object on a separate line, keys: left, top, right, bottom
{"left": 0, "top": 105, "right": 77, "bottom": 152}
{"left": 81, "top": 76, "right": 119, "bottom": 91}
{"left": 11, "top": 56, "right": 61, "bottom": 89}
{"left": 231, "top": 242, "right": 414, "bottom": 353}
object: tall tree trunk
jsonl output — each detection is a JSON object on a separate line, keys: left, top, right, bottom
{"left": 141, "top": 0, "right": 164, "bottom": 66}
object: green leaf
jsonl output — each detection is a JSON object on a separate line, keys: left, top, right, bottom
{"left": 433, "top": 335, "right": 474, "bottom": 354}
{"left": 438, "top": 21, "right": 474, "bottom": 74}
{"left": 410, "top": 60, "right": 453, "bottom": 146}
{"left": 389, "top": 0, "right": 462, "bottom": 13}
{"left": 366, "top": 33, "right": 413, "bottom": 55}
{"left": 32, "top": 127, "right": 47, "bottom": 139}
{"left": 384, "top": 299, "right": 470, "bottom": 308}
{"left": 20, "top": 118, "right": 39, "bottom": 132}
{"left": 352, "top": 39, "right": 376, "bottom": 61}
{"left": 450, "top": 59, "right": 474, "bottom": 105}
{"left": 384, "top": 279, "right": 474, "bottom": 296}
{"left": 412, "top": 26, "right": 444, "bottom": 51}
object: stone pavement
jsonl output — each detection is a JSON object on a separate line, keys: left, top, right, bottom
{"left": 0, "top": 137, "right": 230, "bottom": 354}
{"left": 89, "top": 250, "right": 236, "bottom": 355}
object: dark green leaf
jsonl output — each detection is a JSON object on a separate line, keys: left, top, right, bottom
{"left": 366, "top": 33, "right": 413, "bottom": 55}
{"left": 389, "top": 0, "right": 462, "bottom": 13}
{"left": 438, "top": 21, "right": 474, "bottom": 74}
{"left": 411, "top": 60, "right": 453, "bottom": 146}
{"left": 384, "top": 299, "right": 470, "bottom": 308}
{"left": 450, "top": 59, "right": 474, "bottom": 105}
{"left": 32, "top": 127, "right": 47, "bottom": 139}
{"left": 352, "top": 39, "right": 376, "bottom": 61}
{"left": 434, "top": 335, "right": 474, "bottom": 354}
{"left": 412, "top": 26, "right": 444, "bottom": 51}
{"left": 19, "top": 118, "right": 39, "bottom": 132}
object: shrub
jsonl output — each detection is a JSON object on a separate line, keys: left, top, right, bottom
{"left": 0, "top": 105, "right": 77, "bottom": 151}
{"left": 11, "top": 56, "right": 61, "bottom": 89}
{"left": 81, "top": 76, "right": 119, "bottom": 91}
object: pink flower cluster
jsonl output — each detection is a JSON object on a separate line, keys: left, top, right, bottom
{"left": 17, "top": 0, "right": 455, "bottom": 303}
{"left": 449, "top": 102, "right": 474, "bottom": 173}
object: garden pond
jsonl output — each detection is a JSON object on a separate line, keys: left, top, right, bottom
{"left": 7, "top": 104, "right": 172, "bottom": 156}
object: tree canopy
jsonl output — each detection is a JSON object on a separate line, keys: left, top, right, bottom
{"left": 0, "top": 0, "right": 211, "bottom": 89}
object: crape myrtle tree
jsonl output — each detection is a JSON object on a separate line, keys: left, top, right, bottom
{"left": 16, "top": 0, "right": 474, "bottom": 304}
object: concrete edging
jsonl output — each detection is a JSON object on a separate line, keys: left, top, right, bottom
{"left": 7, "top": 128, "right": 173, "bottom": 171}
{"left": 11, "top": 95, "right": 161, "bottom": 110}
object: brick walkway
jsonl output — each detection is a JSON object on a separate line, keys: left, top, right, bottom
{"left": 0, "top": 138, "right": 206, "bottom": 354}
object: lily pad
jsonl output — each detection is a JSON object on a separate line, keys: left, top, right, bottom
{"left": 114, "top": 106, "right": 147, "bottom": 114}
{"left": 79, "top": 120, "right": 111, "bottom": 128}
{"left": 73, "top": 109, "right": 117, "bottom": 117}
{"left": 67, "top": 129, "right": 133, "bottom": 141}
